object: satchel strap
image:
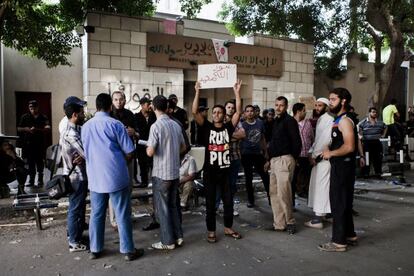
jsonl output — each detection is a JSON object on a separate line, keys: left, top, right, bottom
{"left": 68, "top": 164, "right": 77, "bottom": 176}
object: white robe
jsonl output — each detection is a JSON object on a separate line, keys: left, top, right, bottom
{"left": 308, "top": 112, "right": 334, "bottom": 214}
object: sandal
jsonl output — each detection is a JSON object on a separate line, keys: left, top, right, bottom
{"left": 346, "top": 237, "right": 358, "bottom": 246}
{"left": 207, "top": 234, "right": 217, "bottom": 243}
{"left": 224, "top": 231, "right": 242, "bottom": 240}
{"left": 318, "top": 242, "right": 347, "bottom": 252}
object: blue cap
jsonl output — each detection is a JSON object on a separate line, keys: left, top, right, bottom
{"left": 64, "top": 96, "right": 87, "bottom": 108}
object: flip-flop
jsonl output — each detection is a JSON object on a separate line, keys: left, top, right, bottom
{"left": 225, "top": 231, "right": 242, "bottom": 240}
{"left": 346, "top": 237, "right": 358, "bottom": 246}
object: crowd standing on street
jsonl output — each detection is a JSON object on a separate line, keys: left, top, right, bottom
{"left": 3, "top": 78, "right": 412, "bottom": 260}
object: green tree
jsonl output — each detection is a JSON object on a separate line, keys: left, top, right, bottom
{"left": 0, "top": 0, "right": 156, "bottom": 67}
{"left": 181, "top": 0, "right": 414, "bottom": 108}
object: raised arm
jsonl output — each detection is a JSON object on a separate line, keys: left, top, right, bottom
{"left": 231, "top": 79, "right": 242, "bottom": 127}
{"left": 192, "top": 81, "right": 205, "bottom": 126}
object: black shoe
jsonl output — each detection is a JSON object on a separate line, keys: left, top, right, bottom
{"left": 136, "top": 183, "right": 149, "bottom": 188}
{"left": 352, "top": 209, "right": 359, "bottom": 216}
{"left": 142, "top": 222, "right": 160, "bottom": 231}
{"left": 89, "top": 251, "right": 102, "bottom": 260}
{"left": 124, "top": 248, "right": 144, "bottom": 261}
{"left": 247, "top": 202, "right": 255, "bottom": 208}
{"left": 286, "top": 224, "right": 296, "bottom": 235}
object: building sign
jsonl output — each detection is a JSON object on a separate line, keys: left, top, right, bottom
{"left": 197, "top": 64, "right": 237, "bottom": 89}
{"left": 147, "top": 33, "right": 283, "bottom": 77}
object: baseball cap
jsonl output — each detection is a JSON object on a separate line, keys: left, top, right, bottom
{"left": 28, "top": 100, "right": 39, "bottom": 107}
{"left": 64, "top": 96, "right": 87, "bottom": 108}
{"left": 139, "top": 97, "right": 152, "bottom": 104}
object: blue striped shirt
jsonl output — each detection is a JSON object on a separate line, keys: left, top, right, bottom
{"left": 147, "top": 114, "right": 184, "bottom": 180}
{"left": 358, "top": 118, "right": 386, "bottom": 140}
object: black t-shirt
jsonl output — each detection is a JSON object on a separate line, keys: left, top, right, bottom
{"left": 199, "top": 121, "right": 235, "bottom": 170}
{"left": 172, "top": 107, "right": 189, "bottom": 130}
{"left": 18, "top": 113, "right": 50, "bottom": 147}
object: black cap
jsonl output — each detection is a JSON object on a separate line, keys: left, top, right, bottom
{"left": 168, "top": 94, "right": 178, "bottom": 100}
{"left": 64, "top": 96, "right": 87, "bottom": 108}
{"left": 198, "top": 106, "right": 209, "bottom": 112}
{"left": 28, "top": 100, "right": 38, "bottom": 107}
{"left": 139, "top": 97, "right": 152, "bottom": 104}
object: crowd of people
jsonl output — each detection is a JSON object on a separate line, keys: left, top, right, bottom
{"left": 1, "top": 81, "right": 412, "bottom": 260}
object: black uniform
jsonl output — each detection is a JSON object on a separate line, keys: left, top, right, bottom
{"left": 329, "top": 113, "right": 357, "bottom": 245}
{"left": 134, "top": 111, "right": 156, "bottom": 186}
{"left": 18, "top": 113, "right": 50, "bottom": 184}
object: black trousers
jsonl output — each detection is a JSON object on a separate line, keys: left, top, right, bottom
{"left": 292, "top": 157, "right": 312, "bottom": 201}
{"left": 136, "top": 146, "right": 152, "bottom": 185}
{"left": 204, "top": 167, "right": 233, "bottom": 231}
{"left": 388, "top": 124, "right": 402, "bottom": 150}
{"left": 241, "top": 154, "right": 270, "bottom": 204}
{"left": 362, "top": 139, "right": 383, "bottom": 176}
{"left": 330, "top": 157, "right": 357, "bottom": 245}
{"left": 26, "top": 148, "right": 44, "bottom": 182}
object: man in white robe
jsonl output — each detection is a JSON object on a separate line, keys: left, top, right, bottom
{"left": 305, "top": 98, "right": 333, "bottom": 229}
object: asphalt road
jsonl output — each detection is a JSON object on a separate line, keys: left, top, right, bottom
{"left": 1, "top": 179, "right": 414, "bottom": 276}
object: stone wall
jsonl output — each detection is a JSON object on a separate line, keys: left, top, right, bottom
{"left": 83, "top": 12, "right": 185, "bottom": 113}
{"left": 248, "top": 35, "right": 314, "bottom": 109}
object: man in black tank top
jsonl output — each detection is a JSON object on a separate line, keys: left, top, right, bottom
{"left": 320, "top": 88, "right": 358, "bottom": 252}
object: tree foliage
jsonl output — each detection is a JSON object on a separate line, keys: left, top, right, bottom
{"left": 181, "top": 0, "right": 414, "bottom": 106}
{"left": 0, "top": 0, "right": 156, "bottom": 67}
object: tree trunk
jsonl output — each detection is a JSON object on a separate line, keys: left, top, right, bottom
{"left": 366, "top": 0, "right": 405, "bottom": 109}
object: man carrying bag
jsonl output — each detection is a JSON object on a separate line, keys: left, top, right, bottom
{"left": 59, "top": 96, "right": 88, "bottom": 252}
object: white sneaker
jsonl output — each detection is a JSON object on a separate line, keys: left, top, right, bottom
{"left": 151, "top": 242, "right": 175, "bottom": 250}
{"left": 304, "top": 220, "right": 323, "bottom": 229}
{"left": 233, "top": 210, "right": 239, "bottom": 217}
{"left": 176, "top": 238, "right": 184, "bottom": 247}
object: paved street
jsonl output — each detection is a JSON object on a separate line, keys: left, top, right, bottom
{"left": 1, "top": 177, "right": 414, "bottom": 276}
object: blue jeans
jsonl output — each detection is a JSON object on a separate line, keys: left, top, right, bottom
{"left": 67, "top": 180, "right": 88, "bottom": 244}
{"left": 152, "top": 177, "right": 183, "bottom": 245}
{"left": 216, "top": 159, "right": 241, "bottom": 208}
{"left": 89, "top": 187, "right": 134, "bottom": 253}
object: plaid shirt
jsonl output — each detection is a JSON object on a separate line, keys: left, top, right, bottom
{"left": 60, "top": 121, "right": 87, "bottom": 182}
{"left": 298, "top": 119, "right": 314, "bottom": 157}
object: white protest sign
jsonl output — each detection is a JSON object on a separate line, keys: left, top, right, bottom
{"left": 197, "top": 64, "right": 237, "bottom": 89}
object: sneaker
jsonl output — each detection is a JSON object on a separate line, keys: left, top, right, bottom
{"left": 304, "top": 220, "right": 323, "bottom": 229}
{"left": 89, "top": 251, "right": 102, "bottom": 260}
{"left": 247, "top": 202, "right": 255, "bottom": 208}
{"left": 124, "top": 248, "right": 144, "bottom": 261}
{"left": 69, "top": 243, "right": 88, "bottom": 252}
{"left": 176, "top": 238, "right": 184, "bottom": 247}
{"left": 233, "top": 210, "right": 239, "bottom": 217}
{"left": 143, "top": 221, "right": 160, "bottom": 231}
{"left": 151, "top": 242, "right": 175, "bottom": 250}
{"left": 286, "top": 224, "right": 296, "bottom": 235}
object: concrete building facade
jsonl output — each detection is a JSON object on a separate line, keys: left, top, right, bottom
{"left": 1, "top": 11, "right": 315, "bottom": 143}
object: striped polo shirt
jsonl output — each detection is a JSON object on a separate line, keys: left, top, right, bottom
{"left": 147, "top": 114, "right": 185, "bottom": 180}
{"left": 358, "top": 118, "right": 385, "bottom": 140}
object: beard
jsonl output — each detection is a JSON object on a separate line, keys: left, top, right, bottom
{"left": 330, "top": 102, "right": 342, "bottom": 115}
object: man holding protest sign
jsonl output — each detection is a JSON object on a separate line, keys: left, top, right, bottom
{"left": 192, "top": 74, "right": 243, "bottom": 243}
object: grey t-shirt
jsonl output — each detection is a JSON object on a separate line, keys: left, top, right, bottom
{"left": 240, "top": 119, "right": 265, "bottom": 155}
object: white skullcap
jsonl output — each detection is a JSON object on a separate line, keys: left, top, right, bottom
{"left": 316, "top": 97, "right": 329, "bottom": 106}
